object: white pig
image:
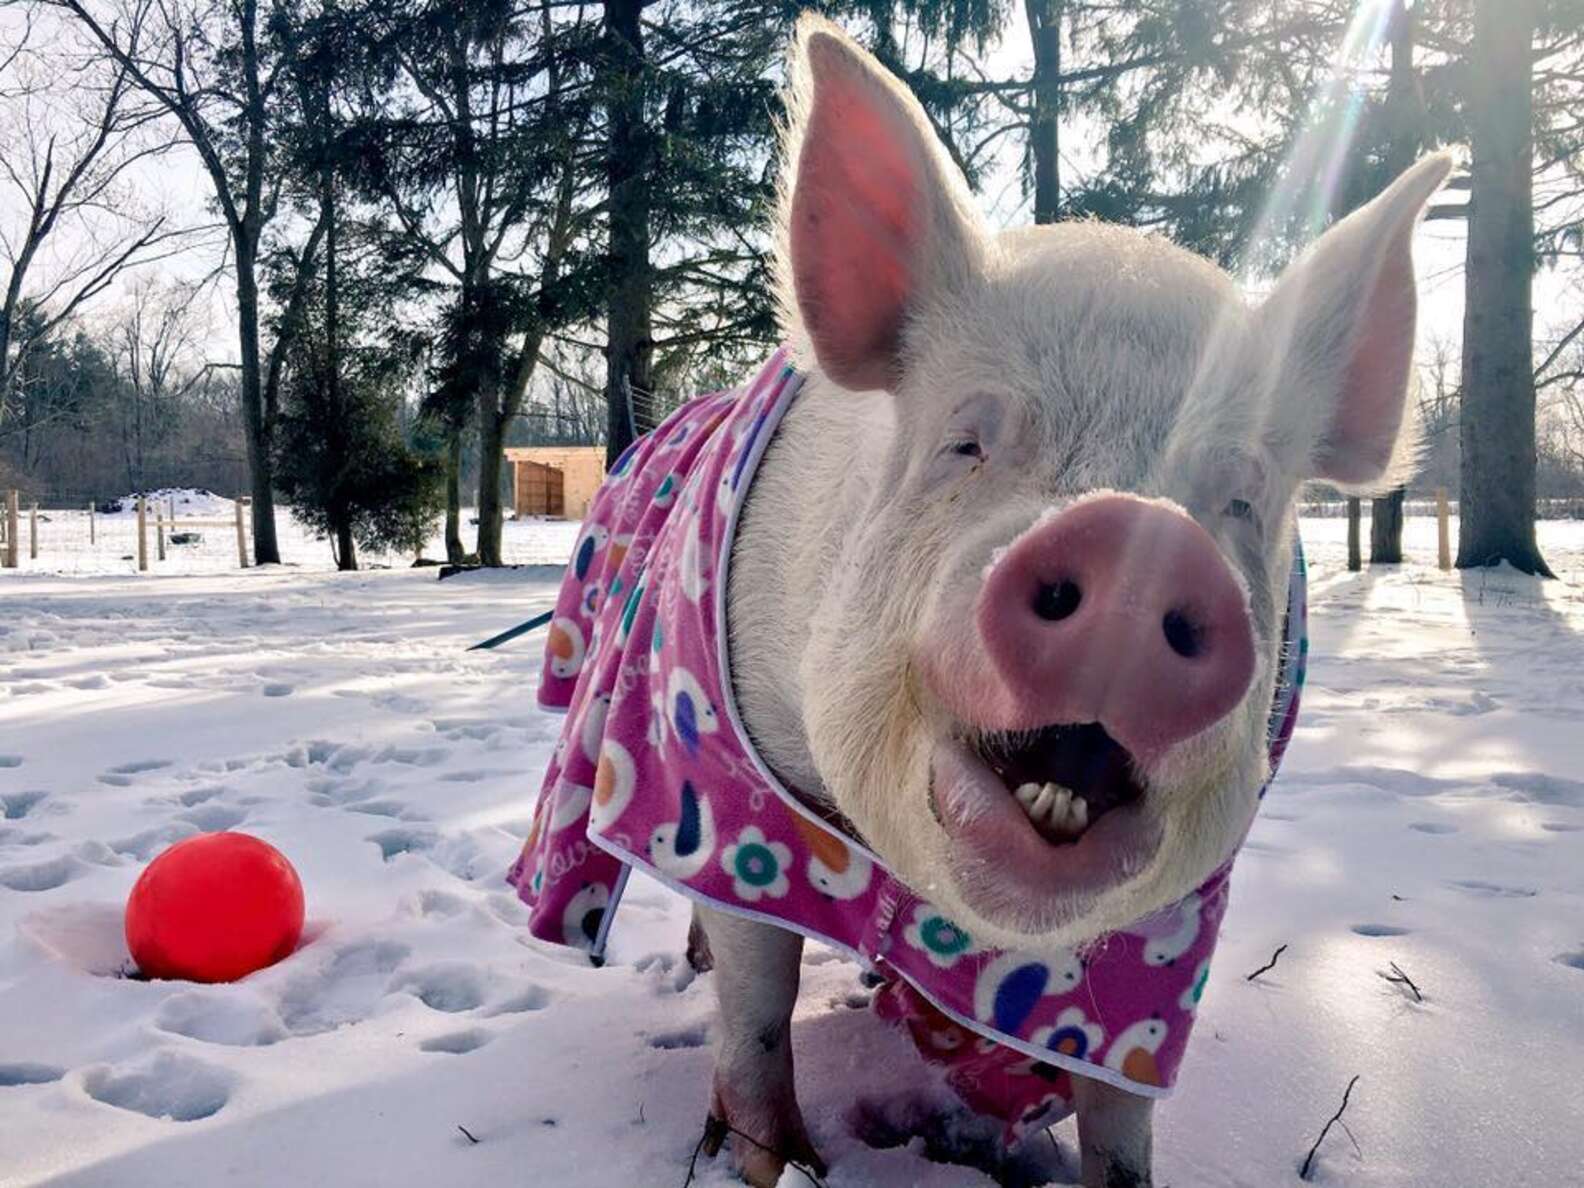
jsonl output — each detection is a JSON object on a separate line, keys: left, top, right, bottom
{"left": 697, "top": 14, "right": 1449, "bottom": 1188}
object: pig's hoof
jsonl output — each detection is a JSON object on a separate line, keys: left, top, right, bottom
{"left": 686, "top": 914, "right": 714, "bottom": 974}
{"left": 703, "top": 1097, "right": 827, "bottom": 1187}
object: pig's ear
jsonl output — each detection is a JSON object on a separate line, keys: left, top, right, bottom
{"left": 778, "top": 16, "right": 985, "bottom": 393}
{"left": 1255, "top": 152, "right": 1453, "bottom": 489}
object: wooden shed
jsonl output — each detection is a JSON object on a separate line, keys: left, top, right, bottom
{"left": 505, "top": 446, "right": 606, "bottom": 521}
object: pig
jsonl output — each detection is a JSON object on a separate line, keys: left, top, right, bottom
{"left": 702, "top": 16, "right": 1449, "bottom": 1188}
{"left": 511, "top": 13, "right": 1452, "bottom": 1188}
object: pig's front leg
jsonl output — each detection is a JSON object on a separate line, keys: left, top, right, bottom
{"left": 1073, "top": 1075, "right": 1154, "bottom": 1188}
{"left": 695, "top": 905, "right": 825, "bottom": 1187}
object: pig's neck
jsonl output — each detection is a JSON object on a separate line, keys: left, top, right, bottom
{"left": 726, "top": 370, "right": 885, "bottom": 804}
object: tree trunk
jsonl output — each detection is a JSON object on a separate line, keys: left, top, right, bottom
{"left": 444, "top": 428, "right": 464, "bottom": 564}
{"left": 1370, "top": 0, "right": 1417, "bottom": 565}
{"left": 235, "top": 242, "right": 281, "bottom": 564}
{"left": 1369, "top": 488, "right": 1404, "bottom": 563}
{"left": 475, "top": 400, "right": 506, "bottom": 566}
{"left": 1347, "top": 497, "right": 1362, "bottom": 571}
{"left": 1456, "top": 0, "right": 1550, "bottom": 575}
{"left": 1028, "top": 0, "right": 1063, "bottom": 224}
{"left": 335, "top": 520, "right": 357, "bottom": 571}
{"left": 602, "top": 0, "right": 654, "bottom": 468}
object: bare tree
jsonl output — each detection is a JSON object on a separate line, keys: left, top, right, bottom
{"left": 0, "top": 8, "right": 189, "bottom": 427}
{"left": 55, "top": 0, "right": 328, "bottom": 564}
{"left": 109, "top": 276, "right": 211, "bottom": 490}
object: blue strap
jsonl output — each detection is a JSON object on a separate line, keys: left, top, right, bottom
{"left": 467, "top": 609, "right": 555, "bottom": 652}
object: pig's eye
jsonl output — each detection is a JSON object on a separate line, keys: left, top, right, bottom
{"left": 1223, "top": 498, "right": 1254, "bottom": 520}
{"left": 947, "top": 439, "right": 983, "bottom": 460}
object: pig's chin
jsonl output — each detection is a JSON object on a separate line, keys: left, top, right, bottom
{"left": 928, "top": 726, "right": 1165, "bottom": 937}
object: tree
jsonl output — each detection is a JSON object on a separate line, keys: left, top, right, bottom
{"left": 1455, "top": 0, "right": 1552, "bottom": 574}
{"left": 354, "top": 0, "right": 601, "bottom": 566}
{"left": 1369, "top": 0, "right": 1423, "bottom": 564}
{"left": 273, "top": 307, "right": 441, "bottom": 568}
{"left": 593, "top": 1, "right": 1017, "bottom": 469}
{"left": 0, "top": 8, "right": 187, "bottom": 426}
{"left": 58, "top": 0, "right": 329, "bottom": 564}
{"left": 109, "top": 279, "right": 212, "bottom": 491}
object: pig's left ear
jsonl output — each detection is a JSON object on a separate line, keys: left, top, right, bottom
{"left": 1255, "top": 153, "right": 1453, "bottom": 488}
{"left": 777, "top": 16, "right": 986, "bottom": 393}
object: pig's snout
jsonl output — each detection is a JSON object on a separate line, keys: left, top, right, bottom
{"left": 975, "top": 495, "right": 1256, "bottom": 762}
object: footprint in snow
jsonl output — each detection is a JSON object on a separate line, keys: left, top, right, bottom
{"left": 177, "top": 785, "right": 228, "bottom": 807}
{"left": 419, "top": 1028, "right": 492, "bottom": 1054}
{"left": 179, "top": 804, "right": 249, "bottom": 832}
{"left": 0, "top": 855, "right": 83, "bottom": 892}
{"left": 1492, "top": 771, "right": 1584, "bottom": 807}
{"left": 1352, "top": 924, "right": 1412, "bottom": 938}
{"left": 1554, "top": 950, "right": 1584, "bottom": 974}
{"left": 98, "top": 759, "right": 174, "bottom": 787}
{"left": 0, "top": 1063, "right": 66, "bottom": 1087}
{"left": 110, "top": 822, "right": 200, "bottom": 862}
{"left": 1540, "top": 822, "right": 1583, "bottom": 833}
{"left": 367, "top": 827, "right": 437, "bottom": 861}
{"left": 276, "top": 940, "right": 412, "bottom": 1036}
{"left": 1448, "top": 879, "right": 1538, "bottom": 899}
{"left": 1, "top": 790, "right": 50, "bottom": 820}
{"left": 483, "top": 985, "right": 551, "bottom": 1016}
{"left": 0, "top": 754, "right": 22, "bottom": 768}
{"left": 262, "top": 683, "right": 294, "bottom": 698}
{"left": 392, "top": 962, "right": 487, "bottom": 1013}
{"left": 81, "top": 1051, "right": 232, "bottom": 1122}
{"left": 156, "top": 990, "right": 287, "bottom": 1047}
{"left": 648, "top": 1024, "right": 709, "bottom": 1050}
{"left": 1408, "top": 822, "right": 1459, "bottom": 835}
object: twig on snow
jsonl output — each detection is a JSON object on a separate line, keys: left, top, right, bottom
{"left": 1300, "top": 1075, "right": 1361, "bottom": 1180}
{"left": 682, "top": 1114, "right": 829, "bottom": 1188}
{"left": 456, "top": 1124, "right": 479, "bottom": 1145}
{"left": 1246, "top": 943, "right": 1289, "bottom": 982}
{"left": 1379, "top": 961, "right": 1423, "bottom": 1002}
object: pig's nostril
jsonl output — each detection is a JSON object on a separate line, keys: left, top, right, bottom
{"left": 1162, "top": 609, "right": 1205, "bottom": 659}
{"left": 1033, "top": 579, "right": 1082, "bottom": 623}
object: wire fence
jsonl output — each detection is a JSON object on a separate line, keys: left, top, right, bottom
{"left": 0, "top": 489, "right": 583, "bottom": 577}
{"left": 1299, "top": 496, "right": 1584, "bottom": 519}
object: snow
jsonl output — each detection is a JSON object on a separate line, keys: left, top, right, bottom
{"left": 2, "top": 517, "right": 1582, "bottom": 1187}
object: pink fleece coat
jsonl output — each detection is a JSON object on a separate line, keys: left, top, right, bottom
{"left": 508, "top": 349, "right": 1307, "bottom": 1136}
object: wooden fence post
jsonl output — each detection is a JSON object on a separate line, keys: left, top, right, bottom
{"left": 29, "top": 502, "right": 38, "bottom": 560}
{"left": 1436, "top": 487, "right": 1451, "bottom": 571}
{"left": 1346, "top": 496, "right": 1362, "bottom": 572}
{"left": 156, "top": 508, "right": 166, "bottom": 561}
{"left": 235, "top": 496, "right": 250, "bottom": 569}
{"left": 3, "top": 490, "right": 16, "bottom": 568}
{"left": 168, "top": 496, "right": 176, "bottom": 522}
{"left": 136, "top": 497, "right": 148, "bottom": 572}
{"left": 89, "top": 502, "right": 96, "bottom": 545}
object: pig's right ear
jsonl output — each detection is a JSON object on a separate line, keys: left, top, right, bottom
{"left": 778, "top": 17, "right": 985, "bottom": 393}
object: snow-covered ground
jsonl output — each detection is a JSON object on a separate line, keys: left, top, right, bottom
{"left": 1, "top": 517, "right": 1581, "bottom": 1187}
{"left": 5, "top": 489, "right": 581, "bottom": 575}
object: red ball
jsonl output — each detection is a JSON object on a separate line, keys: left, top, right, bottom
{"left": 125, "top": 832, "right": 305, "bottom": 983}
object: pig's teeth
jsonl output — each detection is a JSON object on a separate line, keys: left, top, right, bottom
{"left": 1030, "top": 783, "right": 1055, "bottom": 820}
{"left": 1013, "top": 780, "right": 1090, "bottom": 840}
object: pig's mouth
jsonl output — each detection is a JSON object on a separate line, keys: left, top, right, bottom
{"left": 928, "top": 723, "right": 1163, "bottom": 930}
{"left": 969, "top": 723, "right": 1143, "bottom": 844}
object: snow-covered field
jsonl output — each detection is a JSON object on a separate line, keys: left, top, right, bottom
{"left": 2, "top": 517, "right": 1581, "bottom": 1187}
